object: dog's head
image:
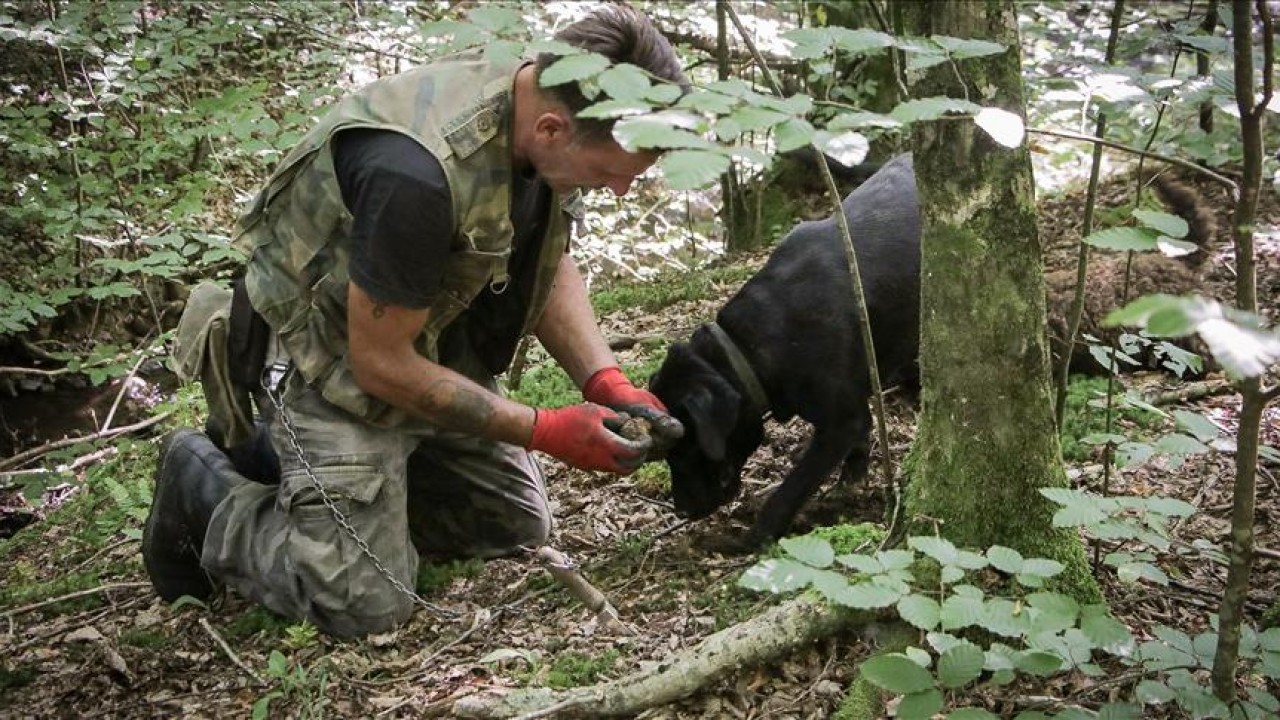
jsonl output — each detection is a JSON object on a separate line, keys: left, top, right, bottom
{"left": 649, "top": 341, "right": 765, "bottom": 519}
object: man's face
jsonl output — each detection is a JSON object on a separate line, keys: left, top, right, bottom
{"left": 529, "top": 117, "right": 656, "bottom": 196}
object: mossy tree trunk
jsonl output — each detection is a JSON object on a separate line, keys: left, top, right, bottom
{"left": 896, "top": 0, "right": 1101, "bottom": 603}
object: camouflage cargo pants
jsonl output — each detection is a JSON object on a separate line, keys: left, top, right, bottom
{"left": 201, "top": 342, "right": 552, "bottom": 638}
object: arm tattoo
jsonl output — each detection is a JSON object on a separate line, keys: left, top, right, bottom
{"left": 418, "top": 378, "right": 496, "bottom": 436}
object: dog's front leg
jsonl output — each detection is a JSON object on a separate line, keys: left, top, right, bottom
{"left": 752, "top": 416, "right": 868, "bottom": 544}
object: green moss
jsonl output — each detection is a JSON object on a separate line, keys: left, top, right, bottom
{"left": 809, "top": 523, "right": 886, "bottom": 555}
{"left": 416, "top": 558, "right": 484, "bottom": 594}
{"left": 539, "top": 648, "right": 620, "bottom": 689}
{"left": 630, "top": 462, "right": 670, "bottom": 497}
{"left": 590, "top": 264, "right": 757, "bottom": 317}
{"left": 225, "top": 606, "right": 294, "bottom": 641}
{"left": 119, "top": 629, "right": 169, "bottom": 649}
{"left": 0, "top": 571, "right": 104, "bottom": 616}
{"left": 1059, "top": 375, "right": 1163, "bottom": 462}
{"left": 0, "top": 664, "right": 38, "bottom": 696}
{"left": 508, "top": 363, "right": 578, "bottom": 408}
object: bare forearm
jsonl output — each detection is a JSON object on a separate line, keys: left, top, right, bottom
{"left": 346, "top": 282, "right": 535, "bottom": 445}
{"left": 535, "top": 255, "right": 617, "bottom": 387}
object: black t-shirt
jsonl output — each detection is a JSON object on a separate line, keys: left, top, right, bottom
{"left": 332, "top": 128, "right": 553, "bottom": 371}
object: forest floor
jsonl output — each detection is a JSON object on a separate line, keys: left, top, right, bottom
{"left": 1, "top": 169, "right": 1278, "bottom": 719}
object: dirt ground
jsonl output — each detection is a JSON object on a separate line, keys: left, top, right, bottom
{"left": 1, "top": 170, "right": 1278, "bottom": 719}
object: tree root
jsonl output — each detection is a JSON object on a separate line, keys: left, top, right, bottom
{"left": 452, "top": 595, "right": 889, "bottom": 719}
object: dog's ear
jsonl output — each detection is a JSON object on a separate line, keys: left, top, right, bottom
{"left": 684, "top": 385, "right": 739, "bottom": 461}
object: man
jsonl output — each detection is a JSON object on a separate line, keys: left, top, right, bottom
{"left": 143, "top": 4, "right": 686, "bottom": 638}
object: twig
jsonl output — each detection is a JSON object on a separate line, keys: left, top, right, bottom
{"left": 532, "top": 546, "right": 633, "bottom": 634}
{"left": 101, "top": 341, "right": 154, "bottom": 433}
{"left": 1027, "top": 127, "right": 1240, "bottom": 197}
{"left": 0, "top": 411, "right": 170, "bottom": 472}
{"left": 70, "top": 538, "right": 137, "bottom": 575}
{"left": 199, "top": 617, "right": 266, "bottom": 686}
{"left": 1254, "top": 545, "right": 1280, "bottom": 561}
{"left": 1, "top": 582, "right": 151, "bottom": 619}
{"left": 1140, "top": 378, "right": 1233, "bottom": 406}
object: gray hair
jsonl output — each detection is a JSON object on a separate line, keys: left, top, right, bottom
{"left": 535, "top": 3, "right": 689, "bottom": 144}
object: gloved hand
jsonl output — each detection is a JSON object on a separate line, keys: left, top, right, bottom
{"left": 528, "top": 403, "right": 652, "bottom": 474}
{"left": 581, "top": 366, "right": 684, "bottom": 450}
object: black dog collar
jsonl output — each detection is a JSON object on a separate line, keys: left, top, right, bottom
{"left": 707, "top": 321, "right": 770, "bottom": 416}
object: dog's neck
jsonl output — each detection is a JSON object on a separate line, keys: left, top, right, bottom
{"left": 706, "top": 321, "right": 770, "bottom": 416}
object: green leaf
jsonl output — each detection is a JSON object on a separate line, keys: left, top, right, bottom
{"left": 780, "top": 534, "right": 835, "bottom": 568}
{"left": 877, "top": 549, "right": 917, "bottom": 571}
{"left": 826, "top": 111, "right": 903, "bottom": 132}
{"left": 657, "top": 150, "right": 729, "bottom": 191}
{"left": 1154, "top": 432, "right": 1210, "bottom": 456}
{"left": 597, "top": 63, "right": 650, "bottom": 100}
{"left": 539, "top": 53, "right": 610, "bottom": 88}
{"left": 781, "top": 27, "right": 835, "bottom": 59}
{"left": 1026, "top": 592, "right": 1080, "bottom": 632}
{"left": 831, "top": 27, "right": 896, "bottom": 55}
{"left": 981, "top": 598, "right": 1029, "bottom": 638}
{"left": 1014, "top": 649, "right": 1064, "bottom": 676}
{"left": 727, "top": 105, "right": 791, "bottom": 133}
{"left": 889, "top": 97, "right": 983, "bottom": 123}
{"left": 860, "top": 653, "right": 936, "bottom": 694}
{"left": 986, "top": 545, "right": 1023, "bottom": 574}
{"left": 932, "top": 35, "right": 1006, "bottom": 59}
{"left": 909, "top": 536, "right": 959, "bottom": 565}
{"left": 937, "top": 642, "right": 985, "bottom": 688}
{"left": 836, "top": 553, "right": 882, "bottom": 574}
{"left": 578, "top": 99, "right": 654, "bottom": 120}
{"left": 941, "top": 594, "right": 985, "bottom": 630}
{"left": 268, "top": 649, "right": 288, "bottom": 675}
{"left": 836, "top": 581, "right": 903, "bottom": 609}
{"left": 1080, "top": 605, "right": 1135, "bottom": 655}
{"left": 613, "top": 119, "right": 710, "bottom": 152}
{"left": 738, "top": 557, "right": 817, "bottom": 593}
{"left": 1132, "top": 209, "right": 1189, "bottom": 239}
{"left": 1083, "top": 227, "right": 1159, "bottom": 251}
{"left": 897, "top": 688, "right": 944, "bottom": 720}
{"left": 774, "top": 118, "right": 815, "bottom": 153}
{"left": 1135, "top": 679, "right": 1177, "bottom": 704}
{"left": 897, "top": 594, "right": 941, "bottom": 631}
{"left": 1172, "top": 411, "right": 1221, "bottom": 443}
{"left": 1018, "top": 558, "right": 1065, "bottom": 580}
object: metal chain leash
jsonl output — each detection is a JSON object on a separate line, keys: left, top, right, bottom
{"left": 263, "top": 373, "right": 458, "bottom": 619}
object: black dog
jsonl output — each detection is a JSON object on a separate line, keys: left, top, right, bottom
{"left": 649, "top": 154, "right": 920, "bottom": 549}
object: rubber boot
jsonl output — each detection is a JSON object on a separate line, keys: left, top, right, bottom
{"left": 206, "top": 417, "right": 280, "bottom": 485}
{"left": 142, "top": 429, "right": 239, "bottom": 601}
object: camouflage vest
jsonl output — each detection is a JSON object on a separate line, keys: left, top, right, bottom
{"left": 233, "top": 53, "right": 575, "bottom": 426}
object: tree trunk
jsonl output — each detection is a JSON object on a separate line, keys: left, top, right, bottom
{"left": 897, "top": 0, "right": 1100, "bottom": 603}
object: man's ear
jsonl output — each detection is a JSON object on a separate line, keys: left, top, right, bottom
{"left": 533, "top": 110, "right": 572, "bottom": 144}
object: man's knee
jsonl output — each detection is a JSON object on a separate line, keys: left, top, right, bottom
{"left": 312, "top": 586, "right": 416, "bottom": 638}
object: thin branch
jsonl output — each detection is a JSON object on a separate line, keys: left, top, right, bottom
{"left": 1027, "top": 127, "right": 1239, "bottom": 196}
{"left": 199, "top": 617, "right": 267, "bottom": 686}
{"left": 100, "top": 341, "right": 154, "bottom": 433}
{"left": 1, "top": 582, "right": 151, "bottom": 619}
{"left": 0, "top": 411, "right": 171, "bottom": 472}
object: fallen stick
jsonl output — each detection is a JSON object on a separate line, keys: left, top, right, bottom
{"left": 532, "top": 546, "right": 628, "bottom": 633}
{"left": 1, "top": 582, "right": 152, "bottom": 619}
{"left": 452, "top": 595, "right": 887, "bottom": 718}
{"left": 199, "top": 617, "right": 266, "bottom": 686}
{"left": 0, "top": 411, "right": 170, "bottom": 472}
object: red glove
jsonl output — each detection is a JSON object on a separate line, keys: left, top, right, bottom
{"left": 582, "top": 366, "right": 684, "bottom": 446}
{"left": 528, "top": 403, "right": 651, "bottom": 474}
{"left": 583, "top": 366, "right": 667, "bottom": 411}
